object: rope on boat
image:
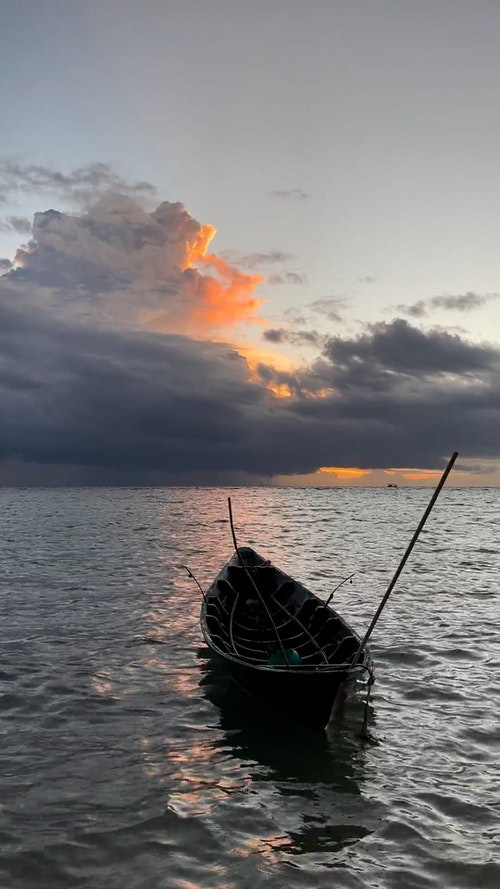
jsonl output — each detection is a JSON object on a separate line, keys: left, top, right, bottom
{"left": 227, "top": 497, "right": 292, "bottom": 668}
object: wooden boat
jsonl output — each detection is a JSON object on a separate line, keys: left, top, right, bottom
{"left": 200, "top": 546, "right": 373, "bottom": 730}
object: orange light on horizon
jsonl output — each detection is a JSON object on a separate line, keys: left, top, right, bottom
{"left": 401, "top": 471, "right": 443, "bottom": 481}
{"left": 385, "top": 468, "right": 443, "bottom": 481}
{"left": 319, "top": 466, "right": 372, "bottom": 479}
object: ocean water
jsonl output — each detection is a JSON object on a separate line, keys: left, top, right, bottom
{"left": 0, "top": 485, "right": 498, "bottom": 889}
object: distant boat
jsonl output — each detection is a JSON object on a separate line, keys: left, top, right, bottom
{"left": 387, "top": 483, "right": 398, "bottom": 488}
{"left": 200, "top": 546, "right": 373, "bottom": 730}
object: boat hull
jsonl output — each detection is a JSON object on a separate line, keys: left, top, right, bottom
{"left": 200, "top": 547, "right": 372, "bottom": 730}
{"left": 202, "top": 632, "right": 365, "bottom": 730}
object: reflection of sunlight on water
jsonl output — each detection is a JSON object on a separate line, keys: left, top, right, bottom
{"left": 140, "top": 734, "right": 252, "bottom": 818}
{"left": 196, "top": 658, "right": 381, "bottom": 870}
{"left": 175, "top": 879, "right": 237, "bottom": 889}
{"left": 234, "top": 833, "right": 295, "bottom": 864}
{"left": 80, "top": 488, "right": 500, "bottom": 885}
{"left": 88, "top": 489, "right": 383, "bottom": 880}
{"left": 91, "top": 669, "right": 115, "bottom": 697}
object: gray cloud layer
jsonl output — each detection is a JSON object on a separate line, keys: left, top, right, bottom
{"left": 2, "top": 195, "right": 500, "bottom": 483}
{"left": 0, "top": 160, "right": 156, "bottom": 209}
{"left": 394, "top": 291, "right": 497, "bottom": 318}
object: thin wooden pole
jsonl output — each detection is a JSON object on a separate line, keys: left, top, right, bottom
{"left": 351, "top": 450, "right": 458, "bottom": 666}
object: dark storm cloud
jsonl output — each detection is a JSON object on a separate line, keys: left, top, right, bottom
{"left": 254, "top": 318, "right": 500, "bottom": 469}
{"left": 323, "top": 318, "right": 497, "bottom": 379}
{"left": 0, "top": 160, "right": 156, "bottom": 207}
{"left": 0, "top": 258, "right": 12, "bottom": 272}
{"left": 0, "top": 293, "right": 267, "bottom": 473}
{"left": 2, "top": 195, "right": 500, "bottom": 483}
{"left": 395, "top": 291, "right": 495, "bottom": 318}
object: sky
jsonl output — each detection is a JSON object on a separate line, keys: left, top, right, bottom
{"left": 1, "top": 0, "right": 500, "bottom": 486}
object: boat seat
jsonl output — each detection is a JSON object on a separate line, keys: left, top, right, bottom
{"left": 308, "top": 607, "right": 327, "bottom": 635}
{"left": 225, "top": 565, "right": 277, "bottom": 601}
{"left": 311, "top": 623, "right": 336, "bottom": 649}
{"left": 214, "top": 578, "right": 238, "bottom": 611}
{"left": 330, "top": 635, "right": 359, "bottom": 664}
{"left": 295, "top": 598, "right": 319, "bottom": 624}
{"left": 272, "top": 580, "right": 307, "bottom": 615}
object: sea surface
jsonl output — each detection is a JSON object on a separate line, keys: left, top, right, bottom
{"left": 0, "top": 486, "right": 498, "bottom": 889}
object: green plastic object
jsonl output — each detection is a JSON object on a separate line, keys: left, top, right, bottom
{"left": 238, "top": 546, "right": 255, "bottom": 557}
{"left": 267, "top": 648, "right": 301, "bottom": 666}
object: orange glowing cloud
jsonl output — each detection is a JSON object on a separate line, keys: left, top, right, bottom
{"left": 385, "top": 468, "right": 443, "bottom": 481}
{"left": 319, "top": 466, "right": 371, "bottom": 479}
{"left": 182, "top": 223, "right": 218, "bottom": 270}
{"left": 183, "top": 222, "right": 264, "bottom": 330}
{"left": 401, "top": 471, "right": 443, "bottom": 481}
{"left": 233, "top": 344, "right": 297, "bottom": 397}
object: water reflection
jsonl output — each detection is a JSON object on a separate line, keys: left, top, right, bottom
{"left": 88, "top": 487, "right": 381, "bottom": 878}
{"left": 200, "top": 658, "right": 364, "bottom": 779}
{"left": 198, "top": 655, "right": 378, "bottom": 866}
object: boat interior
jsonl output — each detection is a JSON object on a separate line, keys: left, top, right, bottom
{"left": 204, "top": 563, "right": 360, "bottom": 668}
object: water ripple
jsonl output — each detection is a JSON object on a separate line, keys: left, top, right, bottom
{"left": 0, "top": 486, "right": 498, "bottom": 888}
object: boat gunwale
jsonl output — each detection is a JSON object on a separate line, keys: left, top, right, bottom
{"left": 200, "top": 601, "right": 370, "bottom": 675}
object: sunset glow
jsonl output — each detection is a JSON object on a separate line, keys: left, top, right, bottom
{"left": 319, "top": 466, "right": 372, "bottom": 479}
{"left": 182, "top": 222, "right": 218, "bottom": 270}
{"left": 385, "top": 468, "right": 444, "bottom": 481}
{"left": 401, "top": 471, "right": 444, "bottom": 481}
{"left": 183, "top": 221, "right": 265, "bottom": 329}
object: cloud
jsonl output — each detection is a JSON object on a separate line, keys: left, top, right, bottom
{"left": 308, "top": 296, "right": 348, "bottom": 324}
{"left": 7, "top": 195, "right": 264, "bottom": 334}
{"left": 0, "top": 258, "right": 12, "bottom": 273}
{"left": 268, "top": 271, "right": 306, "bottom": 286}
{"left": 397, "top": 299, "right": 427, "bottom": 318}
{"left": 271, "top": 189, "right": 308, "bottom": 201}
{"left": 2, "top": 193, "right": 500, "bottom": 484}
{"left": 321, "top": 319, "right": 497, "bottom": 382}
{"left": 0, "top": 215, "right": 32, "bottom": 234}
{"left": 395, "top": 291, "right": 496, "bottom": 318}
{"left": 220, "top": 250, "right": 293, "bottom": 268}
{"left": 0, "top": 160, "right": 156, "bottom": 208}
{"left": 263, "top": 327, "right": 325, "bottom": 349}
{"left": 431, "top": 292, "right": 492, "bottom": 311}
{"left": 253, "top": 318, "right": 500, "bottom": 467}
{"left": 0, "top": 296, "right": 270, "bottom": 477}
